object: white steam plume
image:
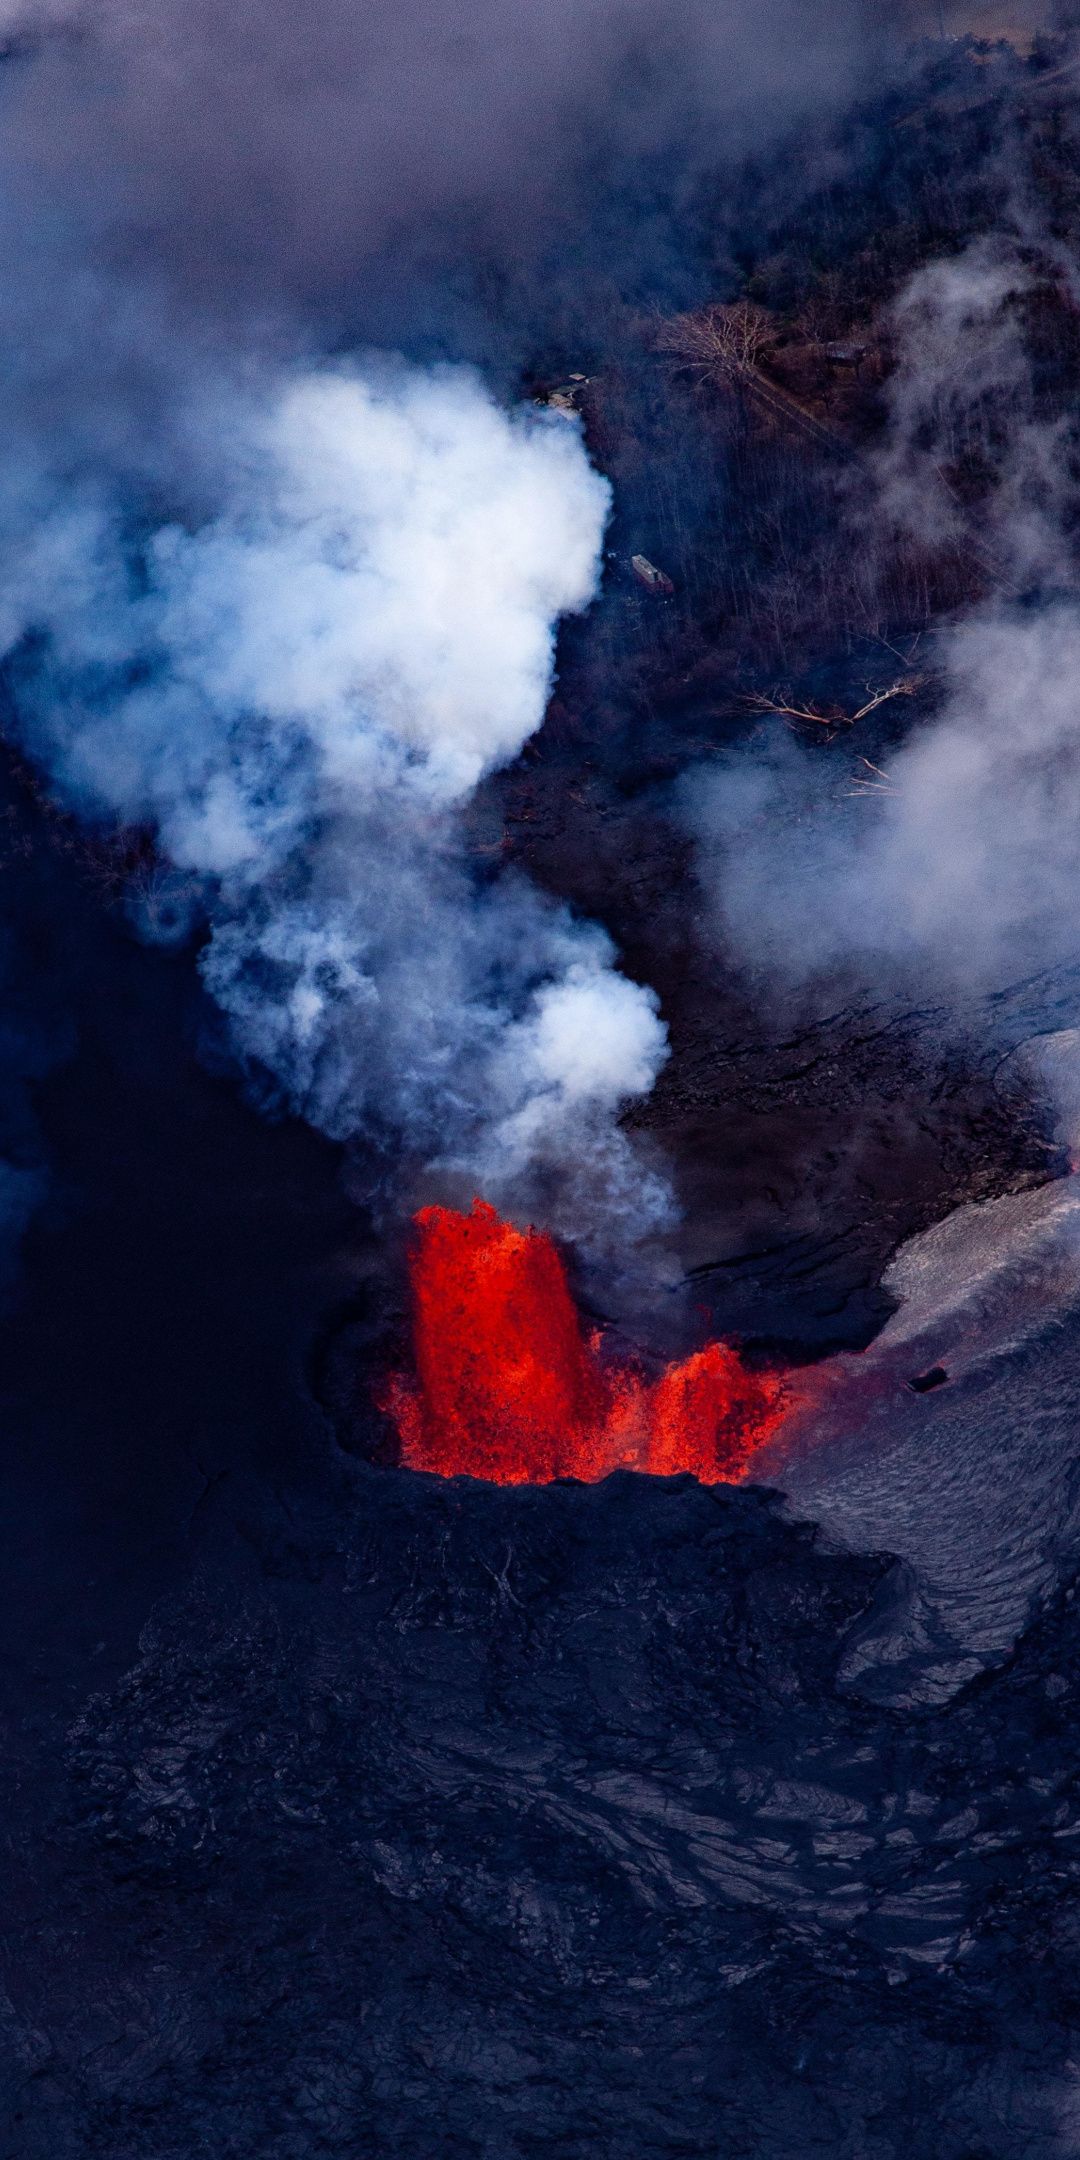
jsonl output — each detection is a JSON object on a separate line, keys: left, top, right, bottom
{"left": 3, "top": 359, "right": 672, "bottom": 1255}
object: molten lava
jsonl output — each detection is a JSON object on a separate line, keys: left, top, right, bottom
{"left": 382, "top": 1198, "right": 790, "bottom": 1485}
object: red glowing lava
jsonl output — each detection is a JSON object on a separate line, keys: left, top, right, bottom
{"left": 381, "top": 1197, "right": 790, "bottom": 1485}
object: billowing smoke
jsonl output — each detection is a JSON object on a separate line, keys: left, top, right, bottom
{"left": 0, "top": 355, "right": 673, "bottom": 1256}
{"left": 0, "top": 0, "right": 931, "bottom": 1275}
{"left": 688, "top": 241, "right": 1080, "bottom": 1023}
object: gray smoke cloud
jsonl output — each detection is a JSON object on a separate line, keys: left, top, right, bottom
{"left": 688, "top": 241, "right": 1080, "bottom": 1024}
{"left": 0, "top": 0, "right": 878, "bottom": 346}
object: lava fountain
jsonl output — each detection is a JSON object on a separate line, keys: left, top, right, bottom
{"left": 382, "top": 1198, "right": 791, "bottom": 1484}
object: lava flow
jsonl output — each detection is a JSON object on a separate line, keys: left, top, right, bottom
{"left": 382, "top": 1197, "right": 790, "bottom": 1485}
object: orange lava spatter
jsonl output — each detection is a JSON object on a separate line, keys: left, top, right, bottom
{"left": 382, "top": 1197, "right": 789, "bottom": 1485}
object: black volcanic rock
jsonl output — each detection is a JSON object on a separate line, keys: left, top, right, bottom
{"left": 5, "top": 1463, "right": 1080, "bottom": 2158}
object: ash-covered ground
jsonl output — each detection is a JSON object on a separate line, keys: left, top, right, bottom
{"left": 7, "top": 5, "right": 1080, "bottom": 2157}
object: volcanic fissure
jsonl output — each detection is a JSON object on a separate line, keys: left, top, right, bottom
{"left": 382, "top": 1197, "right": 791, "bottom": 1484}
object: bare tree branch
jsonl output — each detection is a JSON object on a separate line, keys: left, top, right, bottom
{"left": 742, "top": 676, "right": 924, "bottom": 731}
{"left": 654, "top": 300, "right": 774, "bottom": 378}
{"left": 846, "top": 756, "right": 897, "bottom": 797}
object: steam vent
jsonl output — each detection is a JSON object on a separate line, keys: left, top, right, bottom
{"left": 7, "top": 6, "right": 1080, "bottom": 2159}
